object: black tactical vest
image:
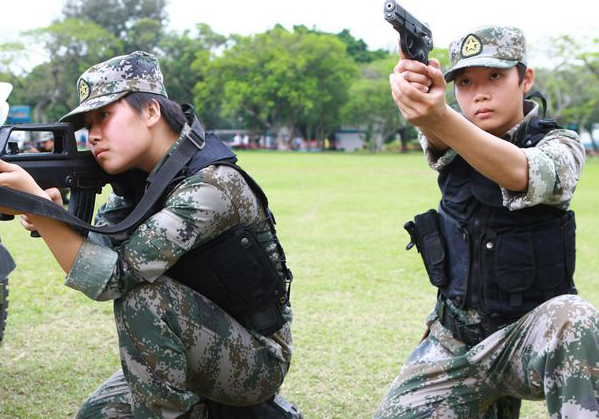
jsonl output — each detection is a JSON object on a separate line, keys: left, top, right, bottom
{"left": 163, "top": 133, "right": 292, "bottom": 335}
{"left": 113, "top": 128, "right": 292, "bottom": 336}
{"left": 432, "top": 118, "right": 577, "bottom": 319}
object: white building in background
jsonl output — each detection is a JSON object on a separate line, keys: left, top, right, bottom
{"left": 333, "top": 128, "right": 365, "bottom": 152}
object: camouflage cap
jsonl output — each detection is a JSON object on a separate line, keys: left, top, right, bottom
{"left": 60, "top": 51, "right": 167, "bottom": 130}
{"left": 444, "top": 26, "right": 527, "bottom": 82}
{"left": 35, "top": 133, "right": 54, "bottom": 144}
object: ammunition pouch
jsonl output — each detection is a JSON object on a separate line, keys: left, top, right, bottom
{"left": 408, "top": 207, "right": 577, "bottom": 319}
{"left": 166, "top": 224, "right": 288, "bottom": 336}
{"left": 404, "top": 209, "right": 448, "bottom": 287}
{"left": 479, "top": 211, "right": 576, "bottom": 317}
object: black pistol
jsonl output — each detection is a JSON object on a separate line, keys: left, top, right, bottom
{"left": 383, "top": 0, "right": 433, "bottom": 64}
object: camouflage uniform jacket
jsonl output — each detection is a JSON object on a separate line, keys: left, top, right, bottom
{"left": 416, "top": 98, "right": 586, "bottom": 336}
{"left": 373, "top": 101, "right": 594, "bottom": 419}
{"left": 64, "top": 133, "right": 292, "bottom": 361}
{"left": 419, "top": 100, "right": 585, "bottom": 211}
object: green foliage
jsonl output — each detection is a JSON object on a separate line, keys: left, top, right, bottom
{"left": 533, "top": 35, "right": 599, "bottom": 134}
{"left": 195, "top": 26, "right": 358, "bottom": 143}
{"left": 25, "top": 18, "right": 123, "bottom": 71}
{"left": 63, "top": 0, "right": 168, "bottom": 51}
{"left": 428, "top": 47, "right": 457, "bottom": 107}
{"left": 158, "top": 24, "right": 226, "bottom": 113}
{"left": 336, "top": 28, "right": 389, "bottom": 63}
{"left": 22, "top": 18, "right": 123, "bottom": 122}
{"left": 429, "top": 47, "right": 450, "bottom": 71}
{"left": 126, "top": 17, "right": 164, "bottom": 52}
{"left": 0, "top": 43, "right": 28, "bottom": 75}
{"left": 0, "top": 2, "right": 595, "bottom": 140}
{"left": 341, "top": 56, "right": 405, "bottom": 150}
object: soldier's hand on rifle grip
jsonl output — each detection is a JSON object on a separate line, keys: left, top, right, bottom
{"left": 20, "top": 187, "right": 63, "bottom": 237}
{"left": 0, "top": 159, "right": 45, "bottom": 203}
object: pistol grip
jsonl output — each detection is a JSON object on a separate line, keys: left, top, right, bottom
{"left": 400, "top": 31, "right": 429, "bottom": 65}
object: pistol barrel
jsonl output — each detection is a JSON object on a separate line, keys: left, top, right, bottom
{"left": 383, "top": 0, "right": 433, "bottom": 64}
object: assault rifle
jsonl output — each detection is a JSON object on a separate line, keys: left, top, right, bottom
{"left": 0, "top": 123, "right": 144, "bottom": 346}
{"left": 383, "top": 0, "right": 433, "bottom": 64}
{"left": 0, "top": 99, "right": 207, "bottom": 346}
{"left": 0, "top": 123, "right": 144, "bottom": 231}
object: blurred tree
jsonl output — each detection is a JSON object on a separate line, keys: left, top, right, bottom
{"left": 0, "top": 43, "right": 28, "bottom": 106}
{"left": 63, "top": 0, "right": 167, "bottom": 52}
{"left": 158, "top": 24, "right": 226, "bottom": 109}
{"left": 342, "top": 47, "right": 451, "bottom": 152}
{"left": 0, "top": 43, "right": 29, "bottom": 76}
{"left": 428, "top": 47, "right": 455, "bottom": 107}
{"left": 342, "top": 56, "right": 405, "bottom": 151}
{"left": 126, "top": 17, "right": 163, "bottom": 53}
{"left": 534, "top": 35, "right": 599, "bottom": 152}
{"left": 336, "top": 29, "right": 389, "bottom": 63}
{"left": 195, "top": 25, "right": 357, "bottom": 147}
{"left": 23, "top": 19, "right": 122, "bottom": 122}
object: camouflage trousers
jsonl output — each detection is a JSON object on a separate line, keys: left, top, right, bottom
{"left": 374, "top": 295, "right": 599, "bottom": 419}
{"left": 77, "top": 276, "right": 291, "bottom": 419}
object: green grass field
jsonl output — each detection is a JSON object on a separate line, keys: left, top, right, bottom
{"left": 1, "top": 151, "right": 598, "bottom": 418}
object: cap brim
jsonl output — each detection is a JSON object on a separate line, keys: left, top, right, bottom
{"left": 59, "top": 91, "right": 129, "bottom": 130}
{"left": 444, "top": 58, "right": 518, "bottom": 82}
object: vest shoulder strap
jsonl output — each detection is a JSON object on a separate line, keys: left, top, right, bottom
{"left": 514, "top": 116, "right": 560, "bottom": 148}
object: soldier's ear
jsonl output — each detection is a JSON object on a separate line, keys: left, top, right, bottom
{"left": 522, "top": 68, "right": 535, "bottom": 94}
{"left": 145, "top": 99, "right": 162, "bottom": 128}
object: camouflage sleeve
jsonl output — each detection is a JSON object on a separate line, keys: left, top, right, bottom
{"left": 418, "top": 131, "right": 457, "bottom": 171}
{"left": 65, "top": 171, "right": 242, "bottom": 301}
{"left": 501, "top": 129, "right": 585, "bottom": 210}
{"left": 86, "top": 192, "right": 134, "bottom": 248}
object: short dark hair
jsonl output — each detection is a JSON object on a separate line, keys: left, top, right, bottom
{"left": 515, "top": 63, "right": 527, "bottom": 85}
{"left": 124, "top": 92, "right": 187, "bottom": 134}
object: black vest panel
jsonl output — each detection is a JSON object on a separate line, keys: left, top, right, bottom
{"left": 111, "top": 125, "right": 291, "bottom": 335}
{"left": 163, "top": 135, "right": 292, "bottom": 335}
{"left": 435, "top": 118, "right": 577, "bottom": 318}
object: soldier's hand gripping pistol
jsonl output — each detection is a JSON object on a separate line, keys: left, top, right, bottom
{"left": 383, "top": 0, "right": 433, "bottom": 64}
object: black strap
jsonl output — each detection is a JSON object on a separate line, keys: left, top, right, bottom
{"left": 437, "top": 298, "right": 516, "bottom": 348}
{"left": 0, "top": 129, "right": 203, "bottom": 235}
{"left": 525, "top": 91, "right": 547, "bottom": 118}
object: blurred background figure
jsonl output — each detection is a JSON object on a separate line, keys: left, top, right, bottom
{"left": 36, "top": 133, "right": 55, "bottom": 152}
